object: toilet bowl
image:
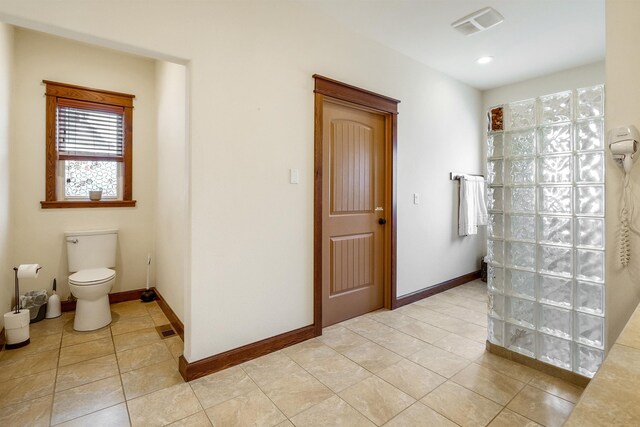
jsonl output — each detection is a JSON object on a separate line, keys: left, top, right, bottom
{"left": 65, "top": 229, "right": 118, "bottom": 332}
{"left": 69, "top": 268, "right": 115, "bottom": 331}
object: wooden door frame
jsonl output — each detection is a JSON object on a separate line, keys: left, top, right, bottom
{"left": 313, "top": 75, "right": 400, "bottom": 335}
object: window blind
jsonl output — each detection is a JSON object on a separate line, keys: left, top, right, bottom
{"left": 56, "top": 100, "right": 124, "bottom": 160}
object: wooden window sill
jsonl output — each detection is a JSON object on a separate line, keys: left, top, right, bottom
{"left": 40, "top": 200, "right": 137, "bottom": 209}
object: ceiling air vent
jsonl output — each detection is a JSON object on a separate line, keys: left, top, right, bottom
{"left": 452, "top": 7, "right": 504, "bottom": 36}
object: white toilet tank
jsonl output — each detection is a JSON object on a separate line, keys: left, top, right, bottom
{"left": 65, "top": 229, "right": 118, "bottom": 273}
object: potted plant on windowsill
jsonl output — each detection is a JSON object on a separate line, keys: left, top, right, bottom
{"left": 89, "top": 189, "right": 103, "bottom": 201}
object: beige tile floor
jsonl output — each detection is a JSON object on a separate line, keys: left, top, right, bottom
{"left": 0, "top": 280, "right": 583, "bottom": 426}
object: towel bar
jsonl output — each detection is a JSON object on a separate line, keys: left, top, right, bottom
{"left": 450, "top": 172, "right": 485, "bottom": 180}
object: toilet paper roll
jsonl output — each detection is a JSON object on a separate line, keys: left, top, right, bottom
{"left": 4, "top": 310, "right": 30, "bottom": 345}
{"left": 17, "top": 264, "right": 41, "bottom": 279}
{"left": 4, "top": 310, "right": 30, "bottom": 329}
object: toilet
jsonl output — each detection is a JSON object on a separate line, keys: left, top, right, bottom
{"left": 66, "top": 229, "right": 118, "bottom": 331}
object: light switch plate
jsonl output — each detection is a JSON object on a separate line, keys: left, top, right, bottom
{"left": 290, "top": 168, "right": 299, "bottom": 184}
{"left": 413, "top": 193, "right": 420, "bottom": 204}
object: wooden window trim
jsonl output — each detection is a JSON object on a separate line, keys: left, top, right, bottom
{"left": 41, "top": 81, "right": 136, "bottom": 209}
{"left": 43, "top": 80, "right": 134, "bottom": 108}
{"left": 40, "top": 200, "right": 137, "bottom": 209}
{"left": 56, "top": 97, "right": 126, "bottom": 113}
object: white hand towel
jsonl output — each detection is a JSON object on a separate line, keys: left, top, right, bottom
{"left": 458, "top": 176, "right": 488, "bottom": 236}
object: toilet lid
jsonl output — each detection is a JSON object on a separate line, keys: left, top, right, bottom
{"left": 69, "top": 268, "right": 115, "bottom": 285}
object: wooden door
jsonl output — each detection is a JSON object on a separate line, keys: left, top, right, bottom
{"left": 322, "top": 99, "right": 386, "bottom": 326}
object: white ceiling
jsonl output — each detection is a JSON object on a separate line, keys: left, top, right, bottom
{"left": 309, "top": 0, "right": 605, "bottom": 90}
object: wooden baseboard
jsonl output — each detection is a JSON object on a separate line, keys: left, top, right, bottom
{"left": 177, "top": 270, "right": 480, "bottom": 381}
{"left": 152, "top": 288, "right": 184, "bottom": 341}
{"left": 486, "top": 340, "right": 590, "bottom": 388}
{"left": 56, "top": 286, "right": 183, "bottom": 340}
{"left": 61, "top": 288, "right": 147, "bottom": 312}
{"left": 394, "top": 270, "right": 481, "bottom": 309}
{"left": 61, "top": 300, "right": 75, "bottom": 312}
{"left": 179, "top": 324, "right": 316, "bottom": 381}
{"left": 109, "top": 288, "right": 147, "bottom": 304}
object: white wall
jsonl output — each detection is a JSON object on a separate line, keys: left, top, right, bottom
{"left": 184, "top": 4, "right": 483, "bottom": 361}
{"left": 397, "top": 72, "right": 483, "bottom": 296}
{"left": 482, "top": 62, "right": 606, "bottom": 111}
{"left": 384, "top": 64, "right": 609, "bottom": 299}
{"left": 0, "top": 1, "right": 483, "bottom": 362}
{"left": 0, "top": 23, "right": 13, "bottom": 328}
{"left": 155, "top": 61, "right": 187, "bottom": 321}
{"left": 10, "top": 29, "right": 157, "bottom": 299}
{"left": 605, "top": 0, "right": 640, "bottom": 347}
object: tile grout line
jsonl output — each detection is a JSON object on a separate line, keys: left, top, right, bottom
{"left": 14, "top": 283, "right": 578, "bottom": 427}
{"left": 238, "top": 359, "right": 300, "bottom": 424}
{"left": 294, "top": 335, "right": 446, "bottom": 425}
{"left": 56, "top": 303, "right": 158, "bottom": 425}
{"left": 236, "top": 360, "right": 291, "bottom": 419}
{"left": 523, "top": 380, "right": 581, "bottom": 406}
{"left": 113, "top": 318, "right": 136, "bottom": 427}
{"left": 473, "top": 353, "right": 537, "bottom": 385}
{"left": 108, "top": 308, "right": 188, "bottom": 424}
{"left": 185, "top": 361, "right": 276, "bottom": 423}
{"left": 392, "top": 306, "right": 486, "bottom": 337}
{"left": 414, "top": 300, "right": 500, "bottom": 426}
{"left": 338, "top": 369, "right": 418, "bottom": 425}
{"left": 417, "top": 380, "right": 480, "bottom": 427}
{"left": 343, "top": 307, "right": 483, "bottom": 378}
{"left": 49, "top": 309, "right": 125, "bottom": 426}
{"left": 382, "top": 284, "right": 517, "bottom": 426}
{"left": 244, "top": 345, "right": 415, "bottom": 425}
{"left": 357, "top": 309, "right": 484, "bottom": 366}
{"left": 319, "top": 329, "right": 446, "bottom": 386}
{"left": 48, "top": 317, "right": 68, "bottom": 424}
{"left": 276, "top": 356, "right": 375, "bottom": 426}
{"left": 341, "top": 317, "right": 430, "bottom": 360}
{"left": 50, "top": 402, "right": 124, "bottom": 427}
{"left": 0, "top": 302, "right": 178, "bottom": 426}
{"left": 493, "top": 384, "right": 540, "bottom": 426}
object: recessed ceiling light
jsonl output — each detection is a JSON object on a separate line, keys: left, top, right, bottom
{"left": 476, "top": 56, "right": 494, "bottom": 65}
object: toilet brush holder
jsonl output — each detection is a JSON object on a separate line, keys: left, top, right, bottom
{"left": 140, "top": 288, "right": 157, "bottom": 302}
{"left": 46, "top": 278, "right": 61, "bottom": 319}
{"left": 140, "top": 254, "right": 156, "bottom": 303}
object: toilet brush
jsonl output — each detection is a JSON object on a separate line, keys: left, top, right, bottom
{"left": 46, "top": 278, "right": 61, "bottom": 319}
{"left": 140, "top": 254, "right": 156, "bottom": 302}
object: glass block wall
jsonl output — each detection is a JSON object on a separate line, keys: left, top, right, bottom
{"left": 486, "top": 85, "right": 605, "bottom": 378}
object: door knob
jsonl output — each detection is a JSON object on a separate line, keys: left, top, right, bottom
{"left": 378, "top": 218, "right": 387, "bottom": 225}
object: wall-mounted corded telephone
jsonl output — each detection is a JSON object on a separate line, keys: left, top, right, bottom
{"left": 609, "top": 126, "right": 639, "bottom": 267}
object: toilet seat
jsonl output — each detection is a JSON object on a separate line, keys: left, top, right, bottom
{"left": 69, "top": 268, "right": 116, "bottom": 286}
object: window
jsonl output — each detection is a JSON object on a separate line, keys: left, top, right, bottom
{"left": 41, "top": 81, "right": 136, "bottom": 208}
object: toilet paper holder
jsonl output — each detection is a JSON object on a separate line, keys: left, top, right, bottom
{"left": 13, "top": 265, "right": 42, "bottom": 314}
{"left": 6, "top": 265, "right": 41, "bottom": 350}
